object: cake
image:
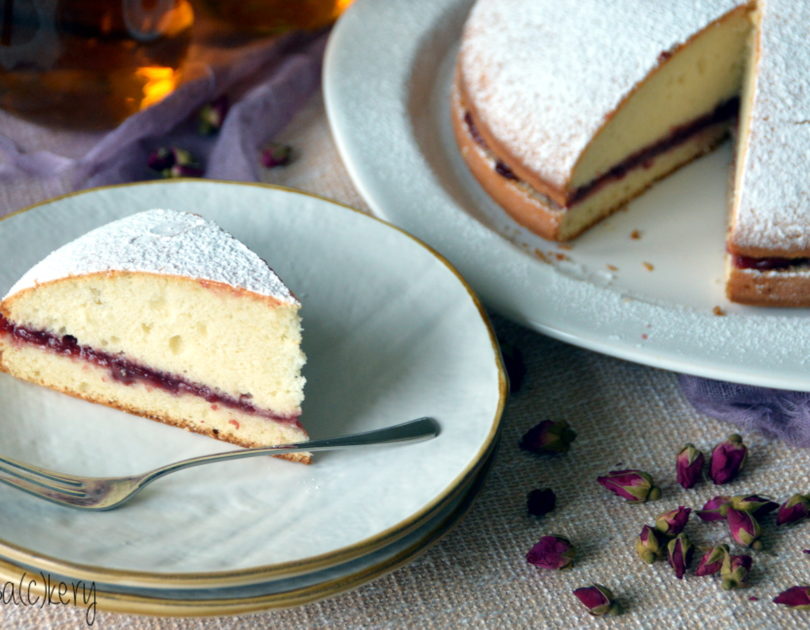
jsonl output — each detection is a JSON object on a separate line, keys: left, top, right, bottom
{"left": 0, "top": 209, "right": 310, "bottom": 462}
{"left": 453, "top": 0, "right": 810, "bottom": 306}
{"left": 726, "top": 1, "right": 810, "bottom": 306}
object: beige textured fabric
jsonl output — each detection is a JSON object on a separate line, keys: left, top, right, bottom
{"left": 1, "top": 93, "right": 809, "bottom": 629}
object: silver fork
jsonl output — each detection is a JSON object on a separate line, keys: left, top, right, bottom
{"left": 0, "top": 417, "right": 439, "bottom": 510}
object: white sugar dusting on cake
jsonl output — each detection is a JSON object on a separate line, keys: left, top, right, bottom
{"left": 4, "top": 209, "right": 298, "bottom": 304}
{"left": 459, "top": 0, "right": 747, "bottom": 189}
{"left": 730, "top": 0, "right": 810, "bottom": 254}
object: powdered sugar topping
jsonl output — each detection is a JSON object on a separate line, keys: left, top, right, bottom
{"left": 4, "top": 209, "right": 298, "bottom": 304}
{"left": 731, "top": 0, "right": 810, "bottom": 254}
{"left": 459, "top": 0, "right": 747, "bottom": 189}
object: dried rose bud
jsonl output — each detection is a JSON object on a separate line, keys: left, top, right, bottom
{"left": 727, "top": 508, "right": 762, "bottom": 550}
{"left": 667, "top": 534, "right": 693, "bottom": 580}
{"left": 260, "top": 142, "right": 293, "bottom": 168}
{"left": 695, "top": 544, "right": 729, "bottom": 577}
{"left": 636, "top": 524, "right": 666, "bottom": 564}
{"left": 777, "top": 494, "right": 810, "bottom": 526}
{"left": 527, "top": 488, "right": 556, "bottom": 517}
{"left": 655, "top": 506, "right": 692, "bottom": 536}
{"left": 696, "top": 495, "right": 732, "bottom": 522}
{"left": 709, "top": 434, "right": 747, "bottom": 485}
{"left": 597, "top": 469, "right": 661, "bottom": 503}
{"left": 774, "top": 586, "right": 810, "bottom": 610}
{"left": 519, "top": 420, "right": 577, "bottom": 455}
{"left": 730, "top": 494, "right": 779, "bottom": 518}
{"left": 526, "top": 535, "right": 575, "bottom": 570}
{"left": 572, "top": 584, "right": 622, "bottom": 616}
{"left": 147, "top": 147, "right": 203, "bottom": 178}
{"left": 499, "top": 340, "right": 526, "bottom": 393}
{"left": 676, "top": 443, "right": 704, "bottom": 489}
{"left": 198, "top": 95, "right": 229, "bottom": 135}
{"left": 721, "top": 554, "right": 753, "bottom": 590}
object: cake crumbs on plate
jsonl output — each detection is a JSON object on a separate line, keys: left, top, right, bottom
{"left": 713, "top": 306, "right": 727, "bottom": 316}
{"left": 641, "top": 333, "right": 649, "bottom": 340}
{"left": 534, "top": 248, "right": 549, "bottom": 263}
{"left": 606, "top": 264, "right": 618, "bottom": 271}
{"left": 643, "top": 262, "right": 654, "bottom": 271}
{"left": 630, "top": 229, "right": 642, "bottom": 240}
{"left": 557, "top": 243, "right": 573, "bottom": 250}
{"left": 555, "top": 252, "right": 569, "bottom": 261}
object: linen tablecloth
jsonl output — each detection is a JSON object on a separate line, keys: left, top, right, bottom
{"left": 1, "top": 92, "right": 809, "bottom": 630}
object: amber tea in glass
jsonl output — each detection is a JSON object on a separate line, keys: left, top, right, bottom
{"left": 0, "top": 0, "right": 194, "bottom": 129}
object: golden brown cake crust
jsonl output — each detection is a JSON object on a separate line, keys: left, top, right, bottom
{"left": 726, "top": 267, "right": 810, "bottom": 307}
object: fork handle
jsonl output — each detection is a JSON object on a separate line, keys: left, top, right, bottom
{"left": 142, "top": 417, "right": 440, "bottom": 485}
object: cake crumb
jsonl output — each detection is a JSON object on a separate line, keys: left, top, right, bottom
{"left": 643, "top": 262, "right": 654, "bottom": 271}
{"left": 630, "top": 229, "right": 642, "bottom": 240}
{"left": 606, "top": 264, "right": 618, "bottom": 271}
{"left": 558, "top": 243, "right": 573, "bottom": 251}
{"left": 713, "top": 306, "right": 727, "bottom": 316}
{"left": 641, "top": 333, "right": 649, "bottom": 340}
{"left": 534, "top": 249, "right": 549, "bottom": 263}
{"left": 555, "top": 252, "right": 569, "bottom": 261}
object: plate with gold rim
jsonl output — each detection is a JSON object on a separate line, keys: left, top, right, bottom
{"left": 0, "top": 442, "right": 494, "bottom": 617}
{"left": 325, "top": 0, "right": 810, "bottom": 391}
{"left": 0, "top": 180, "right": 505, "bottom": 589}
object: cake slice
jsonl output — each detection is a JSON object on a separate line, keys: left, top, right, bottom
{"left": 725, "top": 0, "right": 810, "bottom": 306}
{"left": 0, "top": 209, "right": 310, "bottom": 462}
{"left": 453, "top": 0, "right": 753, "bottom": 241}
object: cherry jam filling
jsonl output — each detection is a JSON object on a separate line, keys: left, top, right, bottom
{"left": 732, "top": 255, "right": 810, "bottom": 271}
{"left": 0, "top": 314, "right": 299, "bottom": 426}
{"left": 463, "top": 97, "right": 739, "bottom": 206}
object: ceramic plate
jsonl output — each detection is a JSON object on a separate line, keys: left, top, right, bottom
{"left": 0, "top": 444, "right": 495, "bottom": 616}
{"left": 325, "top": 0, "right": 810, "bottom": 391}
{"left": 0, "top": 181, "right": 505, "bottom": 588}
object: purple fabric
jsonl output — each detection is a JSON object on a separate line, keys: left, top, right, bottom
{"left": 0, "top": 31, "right": 327, "bottom": 217}
{"left": 679, "top": 374, "right": 810, "bottom": 447}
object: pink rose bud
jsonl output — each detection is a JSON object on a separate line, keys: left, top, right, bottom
{"left": 695, "top": 544, "right": 729, "bottom": 577}
{"left": 727, "top": 508, "right": 762, "bottom": 550}
{"left": 260, "top": 142, "right": 293, "bottom": 168}
{"left": 597, "top": 469, "right": 661, "bottom": 503}
{"left": 519, "top": 420, "right": 577, "bottom": 455}
{"left": 666, "top": 534, "right": 693, "bottom": 580}
{"left": 730, "top": 494, "right": 779, "bottom": 518}
{"left": 147, "top": 147, "right": 203, "bottom": 178}
{"left": 572, "top": 584, "right": 622, "bottom": 616}
{"left": 527, "top": 488, "right": 556, "bottom": 517}
{"left": 709, "top": 434, "right": 747, "bottom": 485}
{"left": 526, "top": 535, "right": 575, "bottom": 570}
{"left": 636, "top": 524, "right": 665, "bottom": 564}
{"left": 655, "top": 506, "right": 692, "bottom": 536}
{"left": 777, "top": 494, "right": 810, "bottom": 526}
{"left": 721, "top": 554, "right": 753, "bottom": 590}
{"left": 696, "top": 495, "right": 732, "bottom": 522}
{"left": 774, "top": 586, "right": 810, "bottom": 610}
{"left": 675, "top": 443, "right": 704, "bottom": 489}
{"left": 198, "top": 95, "right": 229, "bottom": 135}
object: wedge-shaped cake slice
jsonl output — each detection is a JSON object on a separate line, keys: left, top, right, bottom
{"left": 726, "top": 0, "right": 810, "bottom": 306}
{"left": 0, "top": 209, "right": 309, "bottom": 462}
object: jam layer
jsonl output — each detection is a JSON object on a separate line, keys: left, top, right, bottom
{"left": 464, "top": 97, "right": 739, "bottom": 207}
{"left": 732, "top": 255, "right": 810, "bottom": 271}
{"left": 0, "top": 314, "right": 300, "bottom": 426}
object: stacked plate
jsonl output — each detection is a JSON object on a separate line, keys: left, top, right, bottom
{"left": 0, "top": 181, "right": 505, "bottom": 615}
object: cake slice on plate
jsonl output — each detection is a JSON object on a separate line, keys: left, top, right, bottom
{"left": 0, "top": 209, "right": 310, "bottom": 462}
{"left": 725, "top": 0, "right": 810, "bottom": 306}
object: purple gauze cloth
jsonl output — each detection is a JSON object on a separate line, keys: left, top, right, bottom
{"left": 679, "top": 374, "right": 810, "bottom": 447}
{"left": 0, "top": 30, "right": 327, "bottom": 217}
